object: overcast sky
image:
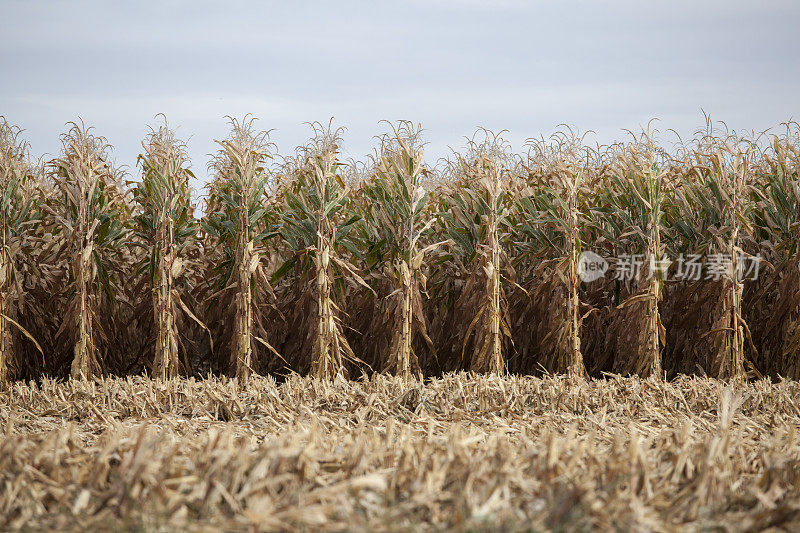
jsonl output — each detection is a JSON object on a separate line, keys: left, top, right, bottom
{"left": 2, "top": 0, "right": 798, "bottom": 192}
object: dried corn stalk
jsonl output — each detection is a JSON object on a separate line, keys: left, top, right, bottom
{"left": 712, "top": 151, "right": 747, "bottom": 380}
{"left": 205, "top": 117, "right": 279, "bottom": 383}
{"left": 134, "top": 119, "right": 198, "bottom": 379}
{"left": 357, "top": 122, "right": 445, "bottom": 378}
{"left": 275, "top": 123, "right": 369, "bottom": 379}
{"left": 518, "top": 131, "right": 588, "bottom": 377}
{"left": 671, "top": 129, "right": 753, "bottom": 380}
{"left": 433, "top": 131, "right": 514, "bottom": 375}
{"left": 0, "top": 118, "right": 43, "bottom": 381}
{"left": 560, "top": 166, "right": 586, "bottom": 377}
{"left": 748, "top": 125, "right": 800, "bottom": 378}
{"left": 475, "top": 152, "right": 506, "bottom": 373}
{"left": 51, "top": 123, "right": 128, "bottom": 380}
{"left": 309, "top": 142, "right": 354, "bottom": 379}
{"left": 599, "top": 139, "right": 669, "bottom": 378}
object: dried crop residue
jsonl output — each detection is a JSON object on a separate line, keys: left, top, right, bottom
{"left": 2, "top": 373, "right": 799, "bottom": 531}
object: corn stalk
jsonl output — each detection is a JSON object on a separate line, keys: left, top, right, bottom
{"left": 597, "top": 142, "right": 669, "bottom": 378}
{"left": 715, "top": 151, "right": 747, "bottom": 380}
{"left": 0, "top": 122, "right": 21, "bottom": 382}
{"left": 432, "top": 131, "right": 513, "bottom": 375}
{"left": 515, "top": 132, "right": 590, "bottom": 377}
{"left": 0, "top": 118, "right": 43, "bottom": 381}
{"left": 204, "top": 117, "right": 278, "bottom": 384}
{"left": 644, "top": 204, "right": 664, "bottom": 378}
{"left": 134, "top": 120, "right": 199, "bottom": 379}
{"left": 51, "top": 123, "right": 127, "bottom": 380}
{"left": 672, "top": 135, "right": 752, "bottom": 380}
{"left": 0, "top": 196, "right": 9, "bottom": 383}
{"left": 477, "top": 154, "right": 505, "bottom": 374}
{"left": 275, "top": 123, "right": 370, "bottom": 380}
{"left": 310, "top": 147, "right": 351, "bottom": 379}
{"left": 748, "top": 125, "right": 800, "bottom": 378}
{"left": 356, "top": 122, "right": 445, "bottom": 378}
{"left": 562, "top": 168, "right": 586, "bottom": 377}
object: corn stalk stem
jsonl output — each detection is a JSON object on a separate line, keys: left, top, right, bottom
{"left": 380, "top": 140, "right": 424, "bottom": 379}
{"left": 720, "top": 160, "right": 746, "bottom": 380}
{"left": 565, "top": 178, "right": 585, "bottom": 377}
{"left": 398, "top": 263, "right": 413, "bottom": 376}
{"left": 469, "top": 159, "right": 504, "bottom": 374}
{"left": 233, "top": 187, "right": 253, "bottom": 384}
{"left": 312, "top": 228, "right": 337, "bottom": 379}
{"left": 488, "top": 180, "right": 503, "bottom": 374}
{"left": 311, "top": 153, "right": 338, "bottom": 380}
{"left": 154, "top": 205, "right": 179, "bottom": 380}
{"left": 71, "top": 192, "right": 96, "bottom": 379}
{"left": 645, "top": 214, "right": 663, "bottom": 378}
{"left": 0, "top": 209, "right": 10, "bottom": 382}
{"left": 391, "top": 187, "right": 417, "bottom": 378}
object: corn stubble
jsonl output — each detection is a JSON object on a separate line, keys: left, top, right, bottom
{"left": 2, "top": 373, "right": 800, "bottom": 530}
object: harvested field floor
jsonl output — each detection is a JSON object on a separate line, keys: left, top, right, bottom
{"left": 2, "top": 374, "right": 800, "bottom": 531}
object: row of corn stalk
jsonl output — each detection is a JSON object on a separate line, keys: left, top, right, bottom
{"left": 0, "top": 116, "right": 797, "bottom": 384}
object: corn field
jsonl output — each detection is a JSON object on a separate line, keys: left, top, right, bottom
{"left": 2, "top": 115, "right": 797, "bottom": 384}
{"left": 2, "top": 115, "right": 800, "bottom": 530}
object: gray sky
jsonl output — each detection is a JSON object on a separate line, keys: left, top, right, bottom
{"left": 2, "top": 0, "right": 799, "bottom": 193}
